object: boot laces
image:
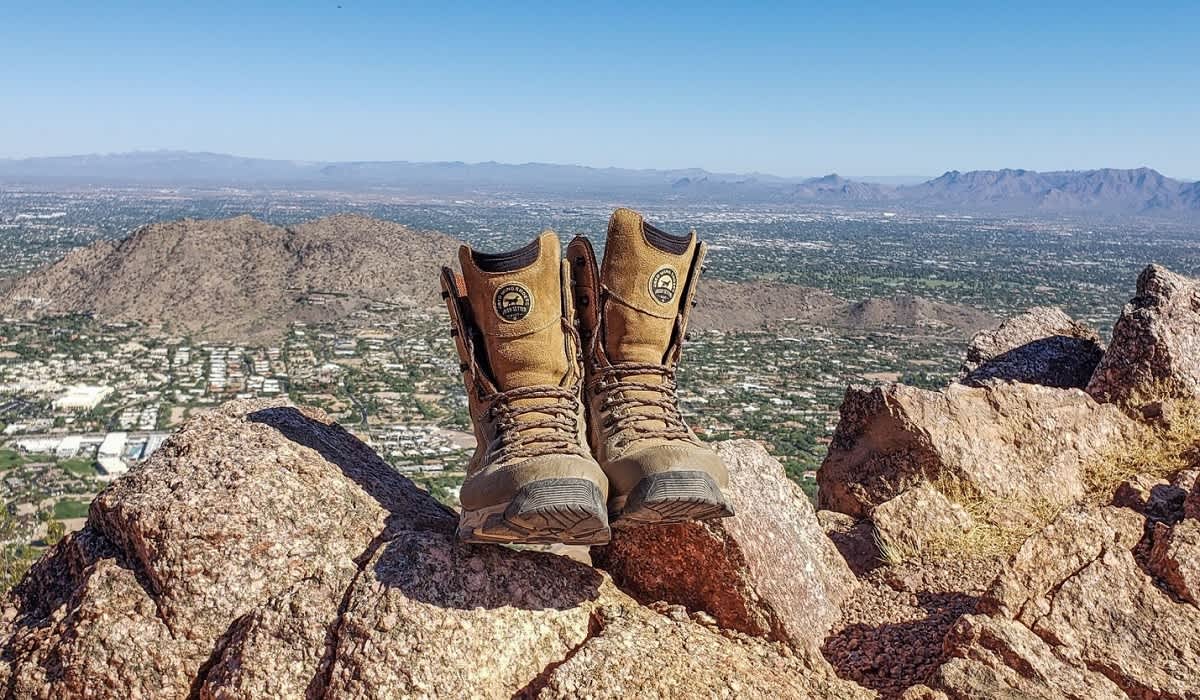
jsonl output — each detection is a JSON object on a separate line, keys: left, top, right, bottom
{"left": 486, "top": 384, "right": 588, "bottom": 462}
{"left": 591, "top": 362, "right": 693, "bottom": 446}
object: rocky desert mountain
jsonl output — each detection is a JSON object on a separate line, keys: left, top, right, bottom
{"left": 3, "top": 263, "right": 1200, "bottom": 698}
{"left": 0, "top": 214, "right": 993, "bottom": 342}
{"left": 0, "top": 214, "right": 460, "bottom": 343}
{"left": 0, "top": 402, "right": 868, "bottom": 699}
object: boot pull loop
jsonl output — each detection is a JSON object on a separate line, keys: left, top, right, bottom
{"left": 668, "top": 239, "right": 707, "bottom": 365}
{"left": 559, "top": 255, "right": 591, "bottom": 384}
{"left": 559, "top": 257, "right": 575, "bottom": 326}
{"left": 440, "top": 266, "right": 473, "bottom": 371}
{"left": 565, "top": 235, "right": 601, "bottom": 340}
{"left": 440, "top": 265, "right": 498, "bottom": 395}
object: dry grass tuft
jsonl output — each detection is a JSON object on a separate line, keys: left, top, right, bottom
{"left": 1082, "top": 398, "right": 1200, "bottom": 502}
{"left": 922, "top": 394, "right": 1200, "bottom": 562}
{"left": 925, "top": 473, "right": 1066, "bottom": 561}
{"left": 873, "top": 528, "right": 909, "bottom": 567}
{"left": 874, "top": 474, "right": 1067, "bottom": 565}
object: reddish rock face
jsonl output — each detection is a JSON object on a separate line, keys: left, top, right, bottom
{"left": 1, "top": 399, "right": 427, "bottom": 698}
{"left": 593, "top": 440, "right": 857, "bottom": 649}
{"left": 1188, "top": 475, "right": 1200, "bottom": 520}
{"left": 817, "top": 382, "right": 1140, "bottom": 522}
{"left": 1149, "top": 519, "right": 1200, "bottom": 606}
{"left": 937, "top": 614, "right": 1127, "bottom": 699}
{"left": 1088, "top": 264, "right": 1200, "bottom": 407}
{"left": 534, "top": 603, "right": 873, "bottom": 700}
{"left": 1147, "top": 478, "right": 1200, "bottom": 608}
{"left": 959, "top": 306, "right": 1104, "bottom": 389}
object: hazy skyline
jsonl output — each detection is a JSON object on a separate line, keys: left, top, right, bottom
{"left": 4, "top": 2, "right": 1198, "bottom": 179}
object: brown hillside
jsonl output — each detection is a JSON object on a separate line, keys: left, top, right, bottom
{"left": 0, "top": 214, "right": 459, "bottom": 343}
{"left": 693, "top": 280, "right": 994, "bottom": 335}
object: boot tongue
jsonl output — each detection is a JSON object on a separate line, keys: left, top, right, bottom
{"left": 600, "top": 208, "right": 695, "bottom": 365}
{"left": 459, "top": 232, "right": 568, "bottom": 391}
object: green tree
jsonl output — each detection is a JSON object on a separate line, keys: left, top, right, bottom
{"left": 45, "top": 519, "right": 66, "bottom": 546}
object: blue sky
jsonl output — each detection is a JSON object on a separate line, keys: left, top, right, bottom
{"left": 2, "top": 1, "right": 1198, "bottom": 178}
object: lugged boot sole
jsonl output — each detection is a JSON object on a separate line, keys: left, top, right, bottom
{"left": 609, "top": 470, "right": 735, "bottom": 528}
{"left": 457, "top": 478, "right": 612, "bottom": 545}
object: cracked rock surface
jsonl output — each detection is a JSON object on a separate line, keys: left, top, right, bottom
{"left": 535, "top": 603, "right": 872, "bottom": 699}
{"left": 926, "top": 506, "right": 1200, "bottom": 699}
{"left": 817, "top": 381, "right": 1140, "bottom": 524}
{"left": 1, "top": 400, "right": 864, "bottom": 699}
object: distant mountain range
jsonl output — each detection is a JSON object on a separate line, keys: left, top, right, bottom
{"left": 0, "top": 151, "right": 1197, "bottom": 218}
{"left": 0, "top": 214, "right": 995, "bottom": 342}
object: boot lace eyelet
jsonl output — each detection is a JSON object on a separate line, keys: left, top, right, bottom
{"left": 593, "top": 362, "right": 693, "bottom": 445}
{"left": 483, "top": 384, "right": 589, "bottom": 462}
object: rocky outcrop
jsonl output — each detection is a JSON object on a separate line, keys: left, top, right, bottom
{"left": 817, "top": 382, "right": 1140, "bottom": 524}
{"left": 1, "top": 401, "right": 867, "bottom": 699}
{"left": 959, "top": 306, "right": 1103, "bottom": 389}
{"left": 936, "top": 615, "right": 1126, "bottom": 699}
{"left": 1146, "top": 475, "right": 1200, "bottom": 608}
{"left": 1150, "top": 519, "right": 1200, "bottom": 606}
{"left": 818, "top": 265, "right": 1200, "bottom": 696}
{"left": 2, "top": 398, "right": 442, "bottom": 697}
{"left": 926, "top": 506, "right": 1200, "bottom": 699}
{"left": 1088, "top": 264, "right": 1200, "bottom": 407}
{"left": 593, "top": 440, "right": 856, "bottom": 648}
{"left": 319, "top": 529, "right": 618, "bottom": 699}
{"left": 2, "top": 396, "right": 434, "bottom": 696}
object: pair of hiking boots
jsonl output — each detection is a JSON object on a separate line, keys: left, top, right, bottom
{"left": 440, "top": 208, "right": 733, "bottom": 545}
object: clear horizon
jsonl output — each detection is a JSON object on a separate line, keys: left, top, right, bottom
{"left": 6, "top": 149, "right": 1200, "bottom": 185}
{"left": 3, "top": 2, "right": 1198, "bottom": 179}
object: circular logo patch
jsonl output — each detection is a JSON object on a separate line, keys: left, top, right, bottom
{"left": 649, "top": 266, "right": 678, "bottom": 304}
{"left": 494, "top": 283, "right": 533, "bottom": 322}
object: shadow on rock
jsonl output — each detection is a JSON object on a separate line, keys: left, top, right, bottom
{"left": 249, "top": 406, "right": 600, "bottom": 612}
{"left": 823, "top": 517, "right": 884, "bottom": 577}
{"left": 370, "top": 529, "right": 604, "bottom": 611}
{"left": 5, "top": 526, "right": 115, "bottom": 631}
{"left": 247, "top": 406, "right": 455, "bottom": 530}
{"left": 961, "top": 335, "right": 1103, "bottom": 389}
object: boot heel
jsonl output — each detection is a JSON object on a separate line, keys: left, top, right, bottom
{"left": 458, "top": 478, "right": 611, "bottom": 545}
{"left": 610, "top": 471, "right": 734, "bottom": 528}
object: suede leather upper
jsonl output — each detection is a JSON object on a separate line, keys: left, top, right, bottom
{"left": 600, "top": 208, "right": 697, "bottom": 366}
{"left": 458, "top": 231, "right": 569, "bottom": 390}
{"left": 441, "top": 232, "right": 606, "bottom": 511}
{"left": 571, "top": 209, "right": 730, "bottom": 497}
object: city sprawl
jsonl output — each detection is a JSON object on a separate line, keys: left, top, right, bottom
{"left": 1, "top": 186, "right": 1198, "bottom": 588}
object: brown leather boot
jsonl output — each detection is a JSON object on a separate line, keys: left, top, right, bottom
{"left": 440, "top": 231, "right": 610, "bottom": 544}
{"left": 568, "top": 208, "right": 733, "bottom": 527}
